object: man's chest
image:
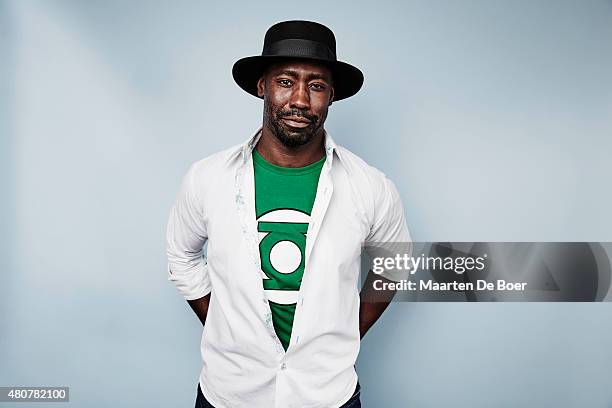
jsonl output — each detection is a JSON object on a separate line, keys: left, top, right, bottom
{"left": 204, "top": 169, "right": 369, "bottom": 284}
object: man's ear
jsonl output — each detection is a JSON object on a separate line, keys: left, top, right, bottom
{"left": 257, "top": 76, "right": 265, "bottom": 98}
{"left": 329, "top": 87, "right": 335, "bottom": 107}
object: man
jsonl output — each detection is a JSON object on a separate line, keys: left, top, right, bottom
{"left": 166, "top": 20, "right": 411, "bottom": 408}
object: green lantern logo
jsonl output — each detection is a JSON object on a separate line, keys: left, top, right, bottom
{"left": 258, "top": 209, "right": 310, "bottom": 305}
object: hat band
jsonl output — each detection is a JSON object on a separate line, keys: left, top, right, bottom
{"left": 262, "top": 38, "right": 336, "bottom": 61}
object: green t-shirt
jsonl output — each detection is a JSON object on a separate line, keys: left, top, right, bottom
{"left": 253, "top": 149, "right": 325, "bottom": 351}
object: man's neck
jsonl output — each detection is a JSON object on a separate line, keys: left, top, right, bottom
{"left": 255, "top": 126, "right": 326, "bottom": 168}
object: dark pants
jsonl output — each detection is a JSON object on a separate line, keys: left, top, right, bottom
{"left": 195, "top": 383, "right": 361, "bottom": 408}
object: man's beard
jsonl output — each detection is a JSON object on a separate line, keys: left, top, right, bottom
{"left": 263, "top": 101, "right": 326, "bottom": 148}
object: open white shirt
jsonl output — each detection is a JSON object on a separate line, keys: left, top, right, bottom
{"left": 166, "top": 128, "right": 411, "bottom": 408}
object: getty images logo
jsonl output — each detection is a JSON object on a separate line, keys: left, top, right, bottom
{"left": 372, "top": 252, "right": 487, "bottom": 275}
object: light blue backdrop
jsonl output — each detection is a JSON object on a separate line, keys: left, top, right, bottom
{"left": 2, "top": 0, "right": 612, "bottom": 407}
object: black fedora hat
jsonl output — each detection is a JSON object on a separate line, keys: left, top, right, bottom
{"left": 232, "top": 20, "right": 364, "bottom": 101}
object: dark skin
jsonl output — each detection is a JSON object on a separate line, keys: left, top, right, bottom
{"left": 187, "top": 60, "right": 397, "bottom": 339}
{"left": 187, "top": 294, "right": 210, "bottom": 327}
{"left": 255, "top": 60, "right": 333, "bottom": 167}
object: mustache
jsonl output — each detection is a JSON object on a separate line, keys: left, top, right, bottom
{"left": 276, "top": 108, "right": 318, "bottom": 123}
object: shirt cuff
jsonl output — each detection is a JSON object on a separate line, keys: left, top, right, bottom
{"left": 167, "top": 263, "right": 212, "bottom": 300}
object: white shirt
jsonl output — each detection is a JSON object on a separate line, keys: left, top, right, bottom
{"left": 166, "top": 128, "right": 411, "bottom": 408}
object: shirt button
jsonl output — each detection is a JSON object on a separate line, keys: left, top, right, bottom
{"left": 281, "top": 363, "right": 287, "bottom": 370}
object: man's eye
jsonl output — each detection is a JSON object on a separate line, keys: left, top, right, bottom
{"left": 310, "top": 83, "right": 326, "bottom": 91}
{"left": 278, "top": 79, "right": 292, "bottom": 87}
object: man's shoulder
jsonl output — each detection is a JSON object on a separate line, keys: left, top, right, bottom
{"left": 187, "top": 142, "right": 243, "bottom": 177}
{"left": 334, "top": 144, "right": 390, "bottom": 188}
{"left": 333, "top": 144, "right": 404, "bottom": 228}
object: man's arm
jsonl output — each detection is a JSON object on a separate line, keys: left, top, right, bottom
{"left": 360, "top": 174, "right": 411, "bottom": 338}
{"left": 167, "top": 163, "right": 212, "bottom": 302}
{"left": 359, "top": 271, "right": 397, "bottom": 339}
{"left": 187, "top": 293, "right": 211, "bottom": 326}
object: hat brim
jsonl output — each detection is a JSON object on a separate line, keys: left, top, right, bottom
{"left": 232, "top": 55, "right": 364, "bottom": 102}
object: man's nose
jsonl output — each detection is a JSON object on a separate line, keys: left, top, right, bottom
{"left": 289, "top": 83, "right": 310, "bottom": 110}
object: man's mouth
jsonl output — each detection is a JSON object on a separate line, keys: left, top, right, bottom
{"left": 281, "top": 115, "right": 312, "bottom": 129}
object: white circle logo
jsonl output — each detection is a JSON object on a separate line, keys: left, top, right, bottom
{"left": 269, "top": 240, "right": 302, "bottom": 274}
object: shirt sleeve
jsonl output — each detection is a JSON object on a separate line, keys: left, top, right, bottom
{"left": 166, "top": 163, "right": 211, "bottom": 300}
{"left": 364, "top": 176, "right": 412, "bottom": 282}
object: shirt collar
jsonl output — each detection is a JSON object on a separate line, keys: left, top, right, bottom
{"left": 239, "top": 126, "right": 339, "bottom": 166}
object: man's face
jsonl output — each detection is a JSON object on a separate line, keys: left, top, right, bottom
{"left": 257, "top": 60, "right": 334, "bottom": 148}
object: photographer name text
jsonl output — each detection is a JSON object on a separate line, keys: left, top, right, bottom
{"left": 373, "top": 279, "right": 527, "bottom": 292}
